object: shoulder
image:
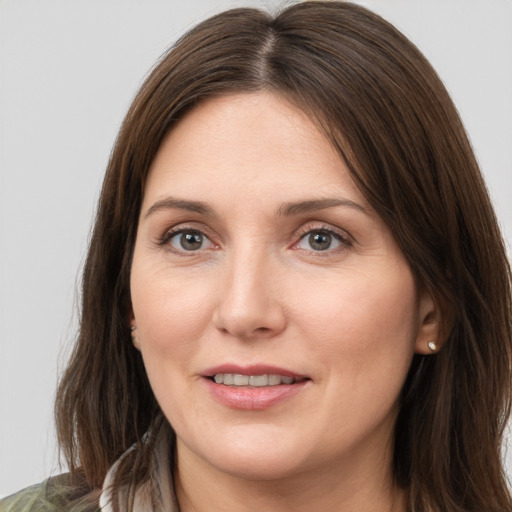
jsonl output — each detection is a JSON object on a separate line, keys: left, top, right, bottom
{"left": 0, "top": 480, "right": 56, "bottom": 512}
{"left": 0, "top": 474, "right": 99, "bottom": 512}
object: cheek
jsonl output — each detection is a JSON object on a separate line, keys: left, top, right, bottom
{"left": 292, "top": 266, "right": 418, "bottom": 444}
{"left": 130, "top": 265, "right": 217, "bottom": 362}
{"left": 130, "top": 269, "right": 217, "bottom": 428}
{"left": 294, "top": 264, "right": 419, "bottom": 373}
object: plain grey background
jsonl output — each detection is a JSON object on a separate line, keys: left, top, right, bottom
{"left": 1, "top": 0, "right": 511, "bottom": 498}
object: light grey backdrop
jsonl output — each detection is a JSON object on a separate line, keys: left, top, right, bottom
{"left": 1, "top": 0, "right": 511, "bottom": 498}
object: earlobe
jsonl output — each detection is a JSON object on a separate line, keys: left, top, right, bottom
{"left": 129, "top": 310, "right": 141, "bottom": 350}
{"left": 414, "top": 291, "right": 444, "bottom": 355}
{"left": 130, "top": 325, "right": 141, "bottom": 350}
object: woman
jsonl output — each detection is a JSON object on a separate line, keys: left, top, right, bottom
{"left": 2, "top": 1, "right": 511, "bottom": 511}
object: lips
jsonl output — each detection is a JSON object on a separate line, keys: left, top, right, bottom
{"left": 213, "top": 373, "right": 301, "bottom": 386}
{"left": 202, "top": 364, "right": 310, "bottom": 410}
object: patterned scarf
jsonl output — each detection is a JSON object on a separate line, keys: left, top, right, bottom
{"left": 99, "top": 428, "right": 179, "bottom": 512}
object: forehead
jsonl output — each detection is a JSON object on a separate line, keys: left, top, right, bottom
{"left": 143, "top": 91, "right": 366, "bottom": 210}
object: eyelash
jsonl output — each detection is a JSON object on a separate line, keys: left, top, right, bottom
{"left": 292, "top": 223, "right": 353, "bottom": 254}
{"left": 158, "top": 223, "right": 352, "bottom": 255}
{"left": 159, "top": 226, "right": 216, "bottom": 254}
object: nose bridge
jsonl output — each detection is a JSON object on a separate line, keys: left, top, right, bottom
{"left": 214, "top": 242, "right": 285, "bottom": 339}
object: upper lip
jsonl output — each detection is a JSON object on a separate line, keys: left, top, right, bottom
{"left": 202, "top": 364, "right": 309, "bottom": 379}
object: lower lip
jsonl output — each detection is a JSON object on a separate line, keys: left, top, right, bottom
{"left": 203, "top": 378, "right": 309, "bottom": 410}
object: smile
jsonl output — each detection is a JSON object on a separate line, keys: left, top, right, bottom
{"left": 212, "top": 374, "right": 303, "bottom": 387}
{"left": 203, "top": 366, "right": 310, "bottom": 410}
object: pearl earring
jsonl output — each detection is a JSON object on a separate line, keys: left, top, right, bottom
{"left": 428, "top": 341, "right": 437, "bottom": 352}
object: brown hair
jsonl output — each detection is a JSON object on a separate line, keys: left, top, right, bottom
{"left": 55, "top": 2, "right": 512, "bottom": 511}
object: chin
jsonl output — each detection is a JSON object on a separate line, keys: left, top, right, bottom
{"left": 176, "top": 426, "right": 313, "bottom": 482}
{"left": 208, "top": 451, "right": 308, "bottom": 482}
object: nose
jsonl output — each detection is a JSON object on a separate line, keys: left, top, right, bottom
{"left": 212, "top": 250, "right": 287, "bottom": 340}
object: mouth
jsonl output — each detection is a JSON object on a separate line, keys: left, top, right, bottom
{"left": 209, "top": 373, "right": 308, "bottom": 387}
{"left": 202, "top": 365, "right": 310, "bottom": 410}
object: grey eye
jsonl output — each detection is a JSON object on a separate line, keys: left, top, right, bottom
{"left": 308, "top": 232, "right": 333, "bottom": 251}
{"left": 297, "top": 230, "right": 343, "bottom": 252}
{"left": 169, "top": 231, "right": 211, "bottom": 251}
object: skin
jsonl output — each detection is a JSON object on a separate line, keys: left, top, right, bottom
{"left": 130, "top": 92, "right": 439, "bottom": 512}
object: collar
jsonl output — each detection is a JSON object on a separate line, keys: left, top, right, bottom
{"left": 99, "top": 427, "right": 178, "bottom": 512}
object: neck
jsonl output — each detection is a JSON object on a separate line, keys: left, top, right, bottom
{"left": 174, "top": 441, "right": 406, "bottom": 512}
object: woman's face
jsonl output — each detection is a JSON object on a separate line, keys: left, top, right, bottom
{"left": 130, "top": 92, "right": 437, "bottom": 482}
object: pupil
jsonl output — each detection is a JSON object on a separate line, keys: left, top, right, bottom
{"left": 309, "top": 232, "right": 331, "bottom": 251}
{"left": 181, "top": 232, "right": 202, "bottom": 250}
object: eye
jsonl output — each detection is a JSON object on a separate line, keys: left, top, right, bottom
{"left": 166, "top": 229, "right": 214, "bottom": 252}
{"left": 295, "top": 228, "right": 349, "bottom": 252}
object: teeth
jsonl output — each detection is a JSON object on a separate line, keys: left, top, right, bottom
{"left": 268, "top": 374, "right": 281, "bottom": 385}
{"left": 212, "top": 373, "right": 299, "bottom": 387}
{"left": 234, "top": 374, "right": 249, "bottom": 386}
{"left": 223, "top": 373, "right": 234, "bottom": 385}
{"left": 249, "top": 375, "right": 268, "bottom": 387}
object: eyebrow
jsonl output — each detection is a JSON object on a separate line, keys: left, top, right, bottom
{"left": 145, "top": 197, "right": 215, "bottom": 218}
{"left": 144, "top": 195, "right": 368, "bottom": 219}
{"left": 278, "top": 198, "right": 368, "bottom": 216}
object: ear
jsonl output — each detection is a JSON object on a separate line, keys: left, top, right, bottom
{"left": 129, "top": 310, "right": 141, "bottom": 351}
{"left": 414, "top": 290, "right": 444, "bottom": 355}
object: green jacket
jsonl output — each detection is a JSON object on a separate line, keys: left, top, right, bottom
{"left": 0, "top": 475, "right": 99, "bottom": 512}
